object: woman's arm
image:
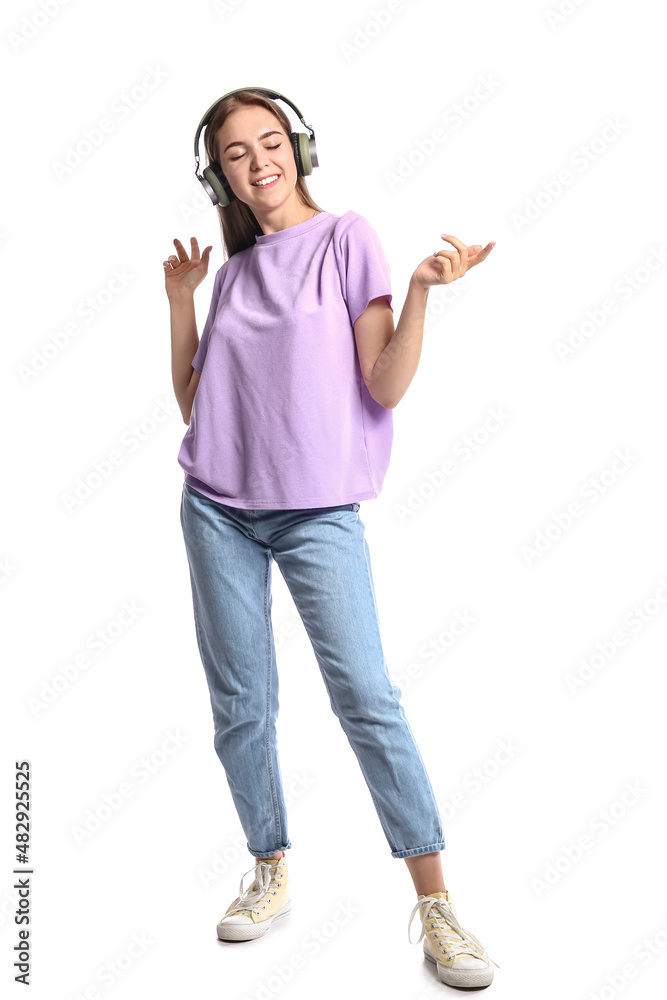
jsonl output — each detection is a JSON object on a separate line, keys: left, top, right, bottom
{"left": 170, "top": 291, "right": 201, "bottom": 424}
{"left": 163, "top": 235, "right": 213, "bottom": 424}
{"left": 354, "top": 278, "right": 428, "bottom": 410}
{"left": 355, "top": 234, "right": 496, "bottom": 409}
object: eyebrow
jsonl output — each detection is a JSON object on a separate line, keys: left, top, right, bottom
{"left": 222, "top": 130, "right": 282, "bottom": 153}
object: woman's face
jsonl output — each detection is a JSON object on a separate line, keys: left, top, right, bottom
{"left": 216, "top": 104, "right": 297, "bottom": 210}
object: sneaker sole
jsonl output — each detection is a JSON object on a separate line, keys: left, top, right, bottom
{"left": 216, "top": 903, "right": 292, "bottom": 941}
{"left": 424, "top": 947, "right": 494, "bottom": 988}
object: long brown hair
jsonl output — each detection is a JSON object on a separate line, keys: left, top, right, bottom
{"left": 203, "top": 90, "right": 325, "bottom": 259}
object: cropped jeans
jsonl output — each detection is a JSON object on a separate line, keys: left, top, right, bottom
{"left": 180, "top": 482, "right": 445, "bottom": 860}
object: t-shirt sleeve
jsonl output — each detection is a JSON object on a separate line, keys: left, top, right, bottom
{"left": 192, "top": 268, "right": 223, "bottom": 372}
{"left": 338, "top": 214, "right": 393, "bottom": 327}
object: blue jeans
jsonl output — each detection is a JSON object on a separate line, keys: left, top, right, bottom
{"left": 180, "top": 482, "right": 445, "bottom": 860}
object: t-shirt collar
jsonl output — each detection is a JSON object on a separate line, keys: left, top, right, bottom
{"left": 254, "top": 211, "right": 330, "bottom": 246}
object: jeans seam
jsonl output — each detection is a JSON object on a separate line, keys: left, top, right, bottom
{"left": 391, "top": 842, "right": 446, "bottom": 859}
{"left": 263, "top": 548, "right": 283, "bottom": 850}
{"left": 352, "top": 534, "right": 401, "bottom": 852}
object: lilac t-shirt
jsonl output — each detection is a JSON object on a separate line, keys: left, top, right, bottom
{"left": 177, "top": 209, "right": 394, "bottom": 509}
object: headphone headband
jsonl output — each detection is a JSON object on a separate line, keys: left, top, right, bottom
{"left": 193, "top": 86, "right": 319, "bottom": 205}
{"left": 194, "top": 86, "right": 314, "bottom": 165}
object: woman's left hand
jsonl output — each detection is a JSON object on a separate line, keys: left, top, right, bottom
{"left": 412, "top": 234, "right": 496, "bottom": 289}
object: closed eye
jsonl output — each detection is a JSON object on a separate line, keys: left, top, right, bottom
{"left": 229, "top": 143, "right": 281, "bottom": 161}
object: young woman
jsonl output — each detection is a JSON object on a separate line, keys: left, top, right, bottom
{"left": 164, "top": 88, "right": 498, "bottom": 989}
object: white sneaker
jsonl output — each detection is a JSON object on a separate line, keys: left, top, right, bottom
{"left": 217, "top": 854, "right": 291, "bottom": 941}
{"left": 408, "top": 889, "right": 499, "bottom": 988}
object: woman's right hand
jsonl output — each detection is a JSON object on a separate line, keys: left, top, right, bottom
{"left": 163, "top": 236, "right": 213, "bottom": 299}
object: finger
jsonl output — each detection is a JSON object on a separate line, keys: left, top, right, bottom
{"left": 467, "top": 242, "right": 496, "bottom": 266}
{"left": 442, "top": 233, "right": 467, "bottom": 274}
{"left": 435, "top": 255, "right": 453, "bottom": 282}
{"left": 190, "top": 235, "right": 201, "bottom": 261}
{"left": 173, "top": 238, "right": 189, "bottom": 263}
{"left": 441, "top": 234, "right": 467, "bottom": 250}
{"left": 435, "top": 247, "right": 461, "bottom": 277}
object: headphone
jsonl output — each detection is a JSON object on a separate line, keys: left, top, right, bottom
{"left": 194, "top": 86, "right": 319, "bottom": 207}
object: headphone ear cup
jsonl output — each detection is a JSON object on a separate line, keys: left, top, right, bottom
{"left": 294, "top": 131, "right": 314, "bottom": 176}
{"left": 202, "top": 163, "right": 234, "bottom": 207}
{"left": 289, "top": 132, "right": 303, "bottom": 176}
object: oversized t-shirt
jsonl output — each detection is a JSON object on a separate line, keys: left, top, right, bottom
{"left": 177, "top": 209, "right": 394, "bottom": 509}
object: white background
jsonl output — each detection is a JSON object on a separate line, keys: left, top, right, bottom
{"left": 3, "top": 0, "right": 666, "bottom": 998}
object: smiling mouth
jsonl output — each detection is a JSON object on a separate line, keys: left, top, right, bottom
{"left": 251, "top": 174, "right": 280, "bottom": 188}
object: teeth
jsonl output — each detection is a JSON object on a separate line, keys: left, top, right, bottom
{"left": 252, "top": 175, "right": 279, "bottom": 187}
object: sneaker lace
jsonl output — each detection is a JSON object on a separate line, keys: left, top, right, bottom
{"left": 408, "top": 895, "right": 501, "bottom": 970}
{"left": 227, "top": 860, "right": 283, "bottom": 917}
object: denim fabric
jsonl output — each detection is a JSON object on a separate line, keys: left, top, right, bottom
{"left": 180, "top": 482, "right": 445, "bottom": 860}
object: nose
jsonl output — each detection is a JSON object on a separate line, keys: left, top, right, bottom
{"left": 248, "top": 146, "right": 269, "bottom": 169}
